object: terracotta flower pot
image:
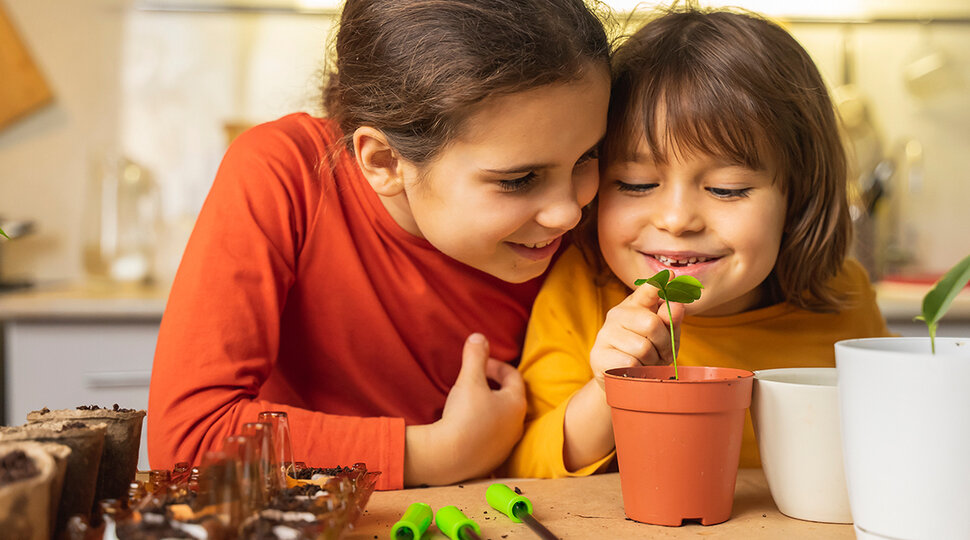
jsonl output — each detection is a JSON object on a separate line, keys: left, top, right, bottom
{"left": 604, "top": 365, "right": 754, "bottom": 526}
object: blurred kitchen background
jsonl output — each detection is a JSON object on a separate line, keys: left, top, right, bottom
{"left": 1, "top": 0, "right": 969, "bottom": 468}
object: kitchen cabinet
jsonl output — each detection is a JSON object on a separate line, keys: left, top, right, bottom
{"left": 874, "top": 281, "right": 970, "bottom": 337}
{"left": 0, "top": 284, "right": 166, "bottom": 470}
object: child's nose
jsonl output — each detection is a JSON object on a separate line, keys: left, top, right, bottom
{"left": 534, "top": 174, "right": 595, "bottom": 231}
{"left": 652, "top": 196, "right": 703, "bottom": 235}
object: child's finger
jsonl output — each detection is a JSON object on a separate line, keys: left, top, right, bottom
{"left": 456, "top": 333, "right": 490, "bottom": 385}
{"left": 606, "top": 328, "right": 660, "bottom": 363}
{"left": 607, "top": 305, "right": 673, "bottom": 362}
{"left": 485, "top": 359, "right": 525, "bottom": 397}
{"left": 627, "top": 311, "right": 675, "bottom": 365}
{"left": 626, "top": 279, "right": 663, "bottom": 310}
{"left": 658, "top": 301, "right": 686, "bottom": 327}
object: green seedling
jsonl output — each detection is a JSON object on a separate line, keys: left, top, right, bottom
{"left": 0, "top": 226, "right": 7, "bottom": 239}
{"left": 914, "top": 253, "right": 970, "bottom": 354}
{"left": 634, "top": 270, "right": 703, "bottom": 379}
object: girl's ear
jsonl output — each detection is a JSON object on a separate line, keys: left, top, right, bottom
{"left": 353, "top": 126, "right": 406, "bottom": 196}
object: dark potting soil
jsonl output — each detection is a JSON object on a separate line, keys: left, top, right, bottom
{"left": 292, "top": 466, "right": 353, "bottom": 480}
{"left": 271, "top": 483, "right": 349, "bottom": 515}
{"left": 0, "top": 450, "right": 39, "bottom": 486}
{"left": 76, "top": 404, "right": 137, "bottom": 413}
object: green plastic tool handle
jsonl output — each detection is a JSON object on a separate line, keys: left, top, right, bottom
{"left": 390, "top": 502, "right": 433, "bottom": 540}
{"left": 435, "top": 505, "right": 482, "bottom": 540}
{"left": 486, "top": 483, "right": 533, "bottom": 523}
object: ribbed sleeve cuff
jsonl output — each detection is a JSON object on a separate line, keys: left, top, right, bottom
{"left": 376, "top": 416, "right": 406, "bottom": 490}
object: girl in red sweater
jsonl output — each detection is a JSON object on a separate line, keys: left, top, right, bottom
{"left": 148, "top": 0, "right": 611, "bottom": 489}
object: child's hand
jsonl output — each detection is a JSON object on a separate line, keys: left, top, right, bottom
{"left": 589, "top": 282, "right": 685, "bottom": 387}
{"left": 403, "top": 333, "right": 526, "bottom": 486}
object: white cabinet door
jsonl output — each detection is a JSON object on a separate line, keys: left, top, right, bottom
{"left": 4, "top": 320, "right": 159, "bottom": 470}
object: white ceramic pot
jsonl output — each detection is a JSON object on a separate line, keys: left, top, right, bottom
{"left": 751, "top": 368, "right": 851, "bottom": 524}
{"left": 836, "top": 337, "right": 970, "bottom": 540}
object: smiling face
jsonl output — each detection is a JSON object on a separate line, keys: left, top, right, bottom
{"left": 382, "top": 66, "right": 610, "bottom": 283}
{"left": 598, "top": 137, "right": 787, "bottom": 316}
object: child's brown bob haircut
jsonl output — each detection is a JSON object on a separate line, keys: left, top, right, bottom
{"left": 590, "top": 7, "right": 851, "bottom": 312}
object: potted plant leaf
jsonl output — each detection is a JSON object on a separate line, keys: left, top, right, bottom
{"left": 835, "top": 253, "right": 970, "bottom": 540}
{"left": 604, "top": 271, "right": 754, "bottom": 526}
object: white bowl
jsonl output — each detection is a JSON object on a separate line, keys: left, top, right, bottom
{"left": 751, "top": 367, "right": 851, "bottom": 524}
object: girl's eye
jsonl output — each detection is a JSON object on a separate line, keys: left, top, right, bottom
{"left": 707, "top": 187, "right": 752, "bottom": 199}
{"left": 615, "top": 180, "right": 657, "bottom": 194}
{"left": 575, "top": 147, "right": 600, "bottom": 167}
{"left": 498, "top": 173, "right": 538, "bottom": 192}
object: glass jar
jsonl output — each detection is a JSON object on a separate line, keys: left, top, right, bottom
{"left": 83, "top": 152, "right": 161, "bottom": 284}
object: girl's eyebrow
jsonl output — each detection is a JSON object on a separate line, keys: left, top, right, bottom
{"left": 483, "top": 138, "right": 604, "bottom": 174}
{"left": 484, "top": 163, "right": 549, "bottom": 175}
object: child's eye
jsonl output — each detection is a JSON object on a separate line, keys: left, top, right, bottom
{"left": 615, "top": 180, "right": 657, "bottom": 194}
{"left": 498, "top": 173, "right": 538, "bottom": 192}
{"left": 575, "top": 147, "right": 600, "bottom": 167}
{"left": 707, "top": 187, "right": 752, "bottom": 199}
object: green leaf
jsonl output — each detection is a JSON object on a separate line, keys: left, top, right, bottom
{"left": 665, "top": 281, "right": 703, "bottom": 303}
{"left": 633, "top": 278, "right": 647, "bottom": 286}
{"left": 0, "top": 227, "right": 7, "bottom": 239}
{"left": 663, "top": 288, "right": 698, "bottom": 303}
{"left": 920, "top": 254, "right": 970, "bottom": 327}
{"left": 670, "top": 275, "right": 704, "bottom": 289}
{"left": 647, "top": 270, "right": 670, "bottom": 288}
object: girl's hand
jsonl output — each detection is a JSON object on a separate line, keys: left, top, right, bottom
{"left": 589, "top": 282, "right": 685, "bottom": 387}
{"left": 404, "top": 333, "right": 526, "bottom": 486}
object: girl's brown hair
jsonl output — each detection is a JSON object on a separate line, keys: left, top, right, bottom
{"left": 323, "top": 0, "right": 611, "bottom": 165}
{"left": 587, "top": 7, "right": 850, "bottom": 312}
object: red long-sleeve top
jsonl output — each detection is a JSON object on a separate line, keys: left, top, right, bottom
{"left": 147, "top": 114, "right": 542, "bottom": 490}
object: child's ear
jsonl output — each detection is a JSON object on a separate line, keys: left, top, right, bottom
{"left": 353, "top": 126, "right": 406, "bottom": 197}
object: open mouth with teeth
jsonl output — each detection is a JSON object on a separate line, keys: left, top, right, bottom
{"left": 652, "top": 254, "right": 716, "bottom": 267}
{"left": 521, "top": 239, "right": 555, "bottom": 249}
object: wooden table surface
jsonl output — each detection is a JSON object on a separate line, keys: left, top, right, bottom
{"left": 346, "top": 469, "right": 854, "bottom": 539}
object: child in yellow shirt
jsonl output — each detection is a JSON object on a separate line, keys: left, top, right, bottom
{"left": 505, "top": 7, "right": 891, "bottom": 479}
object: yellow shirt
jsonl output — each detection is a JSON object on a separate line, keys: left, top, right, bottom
{"left": 505, "top": 246, "right": 891, "bottom": 478}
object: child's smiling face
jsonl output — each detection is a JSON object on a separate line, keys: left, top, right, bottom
{"left": 598, "top": 137, "right": 787, "bottom": 316}
{"left": 380, "top": 66, "right": 609, "bottom": 284}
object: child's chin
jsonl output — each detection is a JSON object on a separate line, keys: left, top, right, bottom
{"left": 494, "top": 263, "right": 549, "bottom": 284}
